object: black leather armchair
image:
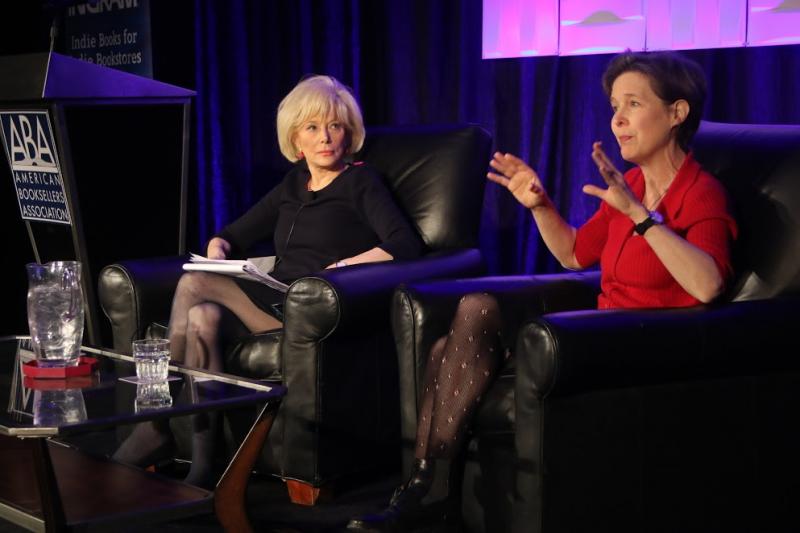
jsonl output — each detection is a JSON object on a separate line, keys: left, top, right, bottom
{"left": 97, "top": 124, "right": 491, "bottom": 496}
{"left": 391, "top": 121, "right": 800, "bottom": 532}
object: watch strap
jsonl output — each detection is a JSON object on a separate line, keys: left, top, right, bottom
{"left": 634, "top": 212, "right": 662, "bottom": 235}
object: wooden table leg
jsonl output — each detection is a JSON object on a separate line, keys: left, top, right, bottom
{"left": 1, "top": 434, "right": 66, "bottom": 532}
{"left": 214, "top": 400, "right": 280, "bottom": 533}
{"left": 31, "top": 439, "right": 68, "bottom": 533}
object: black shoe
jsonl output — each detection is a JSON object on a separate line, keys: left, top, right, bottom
{"left": 346, "top": 458, "right": 458, "bottom": 532}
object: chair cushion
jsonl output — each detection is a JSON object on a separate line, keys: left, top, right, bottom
{"left": 224, "top": 329, "right": 283, "bottom": 381}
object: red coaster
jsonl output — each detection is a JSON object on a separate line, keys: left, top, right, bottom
{"left": 23, "top": 374, "right": 98, "bottom": 390}
{"left": 22, "top": 356, "right": 99, "bottom": 379}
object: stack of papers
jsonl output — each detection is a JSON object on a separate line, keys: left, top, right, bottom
{"left": 182, "top": 254, "right": 288, "bottom": 292}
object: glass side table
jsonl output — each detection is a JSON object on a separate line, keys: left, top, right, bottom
{"left": 0, "top": 336, "right": 286, "bottom": 532}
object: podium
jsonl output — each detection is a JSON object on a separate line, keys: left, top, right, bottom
{"left": 0, "top": 52, "right": 195, "bottom": 345}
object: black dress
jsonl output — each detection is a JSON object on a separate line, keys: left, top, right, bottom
{"left": 217, "top": 161, "right": 422, "bottom": 313}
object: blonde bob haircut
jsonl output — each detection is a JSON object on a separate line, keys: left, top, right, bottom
{"left": 276, "top": 75, "right": 365, "bottom": 163}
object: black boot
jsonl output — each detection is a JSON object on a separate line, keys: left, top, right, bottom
{"left": 346, "top": 458, "right": 459, "bottom": 532}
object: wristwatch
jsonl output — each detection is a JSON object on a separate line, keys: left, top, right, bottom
{"left": 633, "top": 210, "right": 664, "bottom": 235}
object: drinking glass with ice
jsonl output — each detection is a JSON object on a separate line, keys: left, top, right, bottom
{"left": 132, "top": 339, "right": 170, "bottom": 383}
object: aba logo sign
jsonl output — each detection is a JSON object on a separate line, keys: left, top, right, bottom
{"left": 0, "top": 111, "right": 71, "bottom": 225}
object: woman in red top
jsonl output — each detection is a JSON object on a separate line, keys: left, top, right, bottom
{"left": 348, "top": 51, "right": 737, "bottom": 531}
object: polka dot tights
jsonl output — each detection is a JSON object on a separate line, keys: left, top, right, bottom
{"left": 414, "top": 293, "right": 505, "bottom": 460}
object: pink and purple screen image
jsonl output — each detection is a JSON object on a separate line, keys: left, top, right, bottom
{"left": 645, "top": 0, "right": 747, "bottom": 51}
{"left": 483, "top": 0, "right": 559, "bottom": 57}
{"left": 482, "top": 0, "right": 800, "bottom": 58}
{"left": 749, "top": 1, "right": 800, "bottom": 46}
{"left": 559, "top": 0, "right": 646, "bottom": 56}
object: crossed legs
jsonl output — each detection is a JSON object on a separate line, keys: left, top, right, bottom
{"left": 168, "top": 272, "right": 282, "bottom": 368}
{"left": 115, "top": 272, "right": 282, "bottom": 487}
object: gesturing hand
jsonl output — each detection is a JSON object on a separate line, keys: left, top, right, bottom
{"left": 583, "top": 142, "right": 641, "bottom": 217}
{"left": 487, "top": 152, "right": 550, "bottom": 210}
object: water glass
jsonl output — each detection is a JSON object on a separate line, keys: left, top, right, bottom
{"left": 26, "top": 261, "right": 84, "bottom": 367}
{"left": 135, "top": 381, "right": 173, "bottom": 412}
{"left": 132, "top": 339, "right": 170, "bottom": 383}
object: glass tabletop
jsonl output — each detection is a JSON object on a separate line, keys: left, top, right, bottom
{"left": 0, "top": 336, "right": 286, "bottom": 437}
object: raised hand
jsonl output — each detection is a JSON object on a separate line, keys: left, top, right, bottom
{"left": 583, "top": 141, "right": 641, "bottom": 217}
{"left": 487, "top": 152, "right": 550, "bottom": 210}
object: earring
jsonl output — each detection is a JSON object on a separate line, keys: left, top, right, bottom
{"left": 297, "top": 151, "right": 304, "bottom": 159}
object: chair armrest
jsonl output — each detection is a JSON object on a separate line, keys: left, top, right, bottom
{"left": 275, "top": 249, "right": 484, "bottom": 481}
{"left": 516, "top": 296, "right": 800, "bottom": 400}
{"left": 281, "top": 249, "right": 485, "bottom": 339}
{"left": 392, "top": 271, "right": 602, "bottom": 351}
{"left": 97, "top": 256, "right": 186, "bottom": 351}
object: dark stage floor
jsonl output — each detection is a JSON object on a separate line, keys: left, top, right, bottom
{"left": 0, "top": 427, "right": 404, "bottom": 533}
{"left": 0, "top": 467, "right": 402, "bottom": 533}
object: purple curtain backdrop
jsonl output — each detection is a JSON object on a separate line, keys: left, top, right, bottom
{"left": 193, "top": 0, "right": 800, "bottom": 276}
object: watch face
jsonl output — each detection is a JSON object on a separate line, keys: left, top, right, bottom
{"left": 650, "top": 210, "right": 664, "bottom": 224}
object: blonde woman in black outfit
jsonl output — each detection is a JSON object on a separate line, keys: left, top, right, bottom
{"left": 113, "top": 75, "right": 421, "bottom": 486}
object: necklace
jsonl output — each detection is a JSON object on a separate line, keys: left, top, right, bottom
{"left": 643, "top": 188, "right": 667, "bottom": 211}
{"left": 643, "top": 176, "right": 675, "bottom": 210}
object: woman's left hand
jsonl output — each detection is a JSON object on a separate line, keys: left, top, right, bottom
{"left": 325, "top": 259, "right": 349, "bottom": 269}
{"left": 582, "top": 142, "right": 643, "bottom": 218}
{"left": 206, "top": 237, "right": 231, "bottom": 260}
{"left": 324, "top": 247, "right": 393, "bottom": 269}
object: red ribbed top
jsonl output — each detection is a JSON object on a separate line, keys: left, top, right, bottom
{"left": 574, "top": 153, "right": 738, "bottom": 309}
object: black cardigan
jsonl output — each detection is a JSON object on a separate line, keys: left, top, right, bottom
{"left": 218, "top": 162, "right": 422, "bottom": 281}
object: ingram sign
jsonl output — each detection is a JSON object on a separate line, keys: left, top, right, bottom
{"left": 64, "top": 0, "right": 153, "bottom": 78}
{"left": 0, "top": 111, "right": 71, "bottom": 225}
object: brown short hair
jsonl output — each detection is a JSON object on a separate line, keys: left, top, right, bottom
{"left": 602, "top": 51, "right": 707, "bottom": 151}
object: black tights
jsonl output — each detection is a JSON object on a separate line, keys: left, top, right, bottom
{"left": 414, "top": 293, "right": 506, "bottom": 460}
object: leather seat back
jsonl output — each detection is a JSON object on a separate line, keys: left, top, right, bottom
{"left": 692, "top": 121, "right": 800, "bottom": 301}
{"left": 358, "top": 124, "right": 491, "bottom": 250}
